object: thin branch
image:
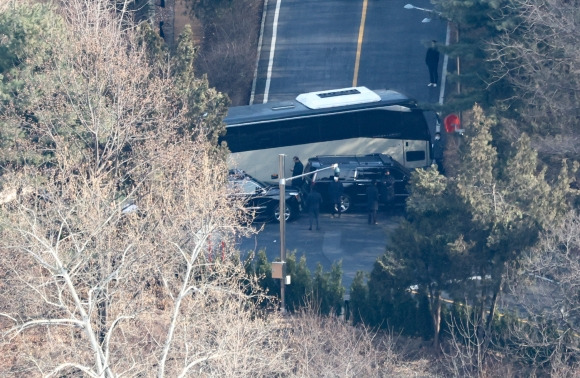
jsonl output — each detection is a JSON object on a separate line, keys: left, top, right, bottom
{"left": 45, "top": 362, "right": 100, "bottom": 378}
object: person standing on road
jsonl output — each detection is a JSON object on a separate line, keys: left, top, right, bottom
{"left": 306, "top": 184, "right": 323, "bottom": 231}
{"left": 366, "top": 180, "right": 379, "bottom": 225}
{"left": 432, "top": 132, "right": 445, "bottom": 174}
{"left": 291, "top": 156, "right": 304, "bottom": 190}
{"left": 329, "top": 176, "right": 344, "bottom": 218}
{"left": 379, "top": 170, "right": 395, "bottom": 212}
{"left": 425, "top": 40, "right": 440, "bottom": 87}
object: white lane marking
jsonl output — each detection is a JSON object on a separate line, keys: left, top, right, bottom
{"left": 263, "top": 0, "right": 282, "bottom": 104}
{"left": 250, "top": 0, "right": 269, "bottom": 105}
{"left": 438, "top": 21, "right": 451, "bottom": 106}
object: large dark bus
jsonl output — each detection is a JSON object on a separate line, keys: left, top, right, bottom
{"left": 221, "top": 86, "right": 431, "bottom": 182}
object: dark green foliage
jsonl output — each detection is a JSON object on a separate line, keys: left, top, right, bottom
{"left": 284, "top": 252, "right": 313, "bottom": 312}
{"left": 348, "top": 271, "right": 369, "bottom": 326}
{"left": 136, "top": 21, "right": 168, "bottom": 69}
{"left": 349, "top": 260, "right": 433, "bottom": 337}
{"left": 359, "top": 255, "right": 425, "bottom": 336}
{"left": 312, "top": 261, "right": 345, "bottom": 316}
{"left": 0, "top": 2, "right": 61, "bottom": 81}
{"left": 171, "top": 25, "right": 230, "bottom": 147}
{"left": 247, "top": 249, "right": 278, "bottom": 297}
{"left": 247, "top": 251, "right": 349, "bottom": 316}
{"left": 358, "top": 105, "right": 575, "bottom": 349}
{"left": 0, "top": 2, "right": 66, "bottom": 169}
{"left": 416, "top": 291, "right": 435, "bottom": 340}
{"left": 432, "top": 0, "right": 517, "bottom": 113}
{"left": 188, "top": 0, "right": 234, "bottom": 24}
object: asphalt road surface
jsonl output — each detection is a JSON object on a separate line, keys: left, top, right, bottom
{"left": 237, "top": 209, "right": 404, "bottom": 291}
{"left": 252, "top": 0, "right": 447, "bottom": 105}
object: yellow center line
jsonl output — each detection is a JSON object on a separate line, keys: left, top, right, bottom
{"left": 353, "top": 0, "right": 368, "bottom": 87}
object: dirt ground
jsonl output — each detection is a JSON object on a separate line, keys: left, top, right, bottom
{"left": 173, "top": 0, "right": 202, "bottom": 44}
{"left": 168, "top": 0, "right": 259, "bottom": 105}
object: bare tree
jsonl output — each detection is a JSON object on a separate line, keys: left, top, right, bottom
{"left": 0, "top": 1, "right": 296, "bottom": 376}
{"left": 190, "top": 0, "right": 263, "bottom": 105}
{"left": 284, "top": 308, "right": 405, "bottom": 377}
{"left": 439, "top": 303, "right": 512, "bottom": 378}
{"left": 501, "top": 211, "right": 580, "bottom": 375}
{"left": 488, "top": 0, "right": 580, "bottom": 158}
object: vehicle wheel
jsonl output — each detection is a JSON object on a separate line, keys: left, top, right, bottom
{"left": 340, "top": 194, "right": 351, "bottom": 213}
{"left": 274, "top": 202, "right": 294, "bottom": 222}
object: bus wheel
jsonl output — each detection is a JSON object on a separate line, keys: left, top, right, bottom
{"left": 340, "top": 194, "right": 351, "bottom": 213}
{"left": 274, "top": 203, "right": 294, "bottom": 222}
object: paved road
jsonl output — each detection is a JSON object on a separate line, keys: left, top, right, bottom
{"left": 252, "top": 0, "right": 447, "bottom": 104}
{"left": 237, "top": 209, "right": 403, "bottom": 290}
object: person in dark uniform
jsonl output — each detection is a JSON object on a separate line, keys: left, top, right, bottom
{"left": 379, "top": 170, "right": 395, "bottom": 212}
{"left": 306, "top": 184, "right": 323, "bottom": 231}
{"left": 432, "top": 132, "right": 445, "bottom": 174}
{"left": 425, "top": 40, "right": 440, "bottom": 87}
{"left": 366, "top": 180, "right": 379, "bottom": 224}
{"left": 291, "top": 156, "right": 304, "bottom": 189}
{"left": 328, "top": 176, "right": 344, "bottom": 218}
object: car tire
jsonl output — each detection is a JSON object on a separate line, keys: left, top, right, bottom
{"left": 340, "top": 194, "right": 351, "bottom": 213}
{"left": 274, "top": 202, "right": 295, "bottom": 222}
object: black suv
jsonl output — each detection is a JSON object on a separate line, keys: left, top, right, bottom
{"left": 303, "top": 154, "right": 411, "bottom": 213}
{"left": 228, "top": 170, "right": 302, "bottom": 222}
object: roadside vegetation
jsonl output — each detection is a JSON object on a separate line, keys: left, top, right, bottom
{"left": 1, "top": 0, "right": 579, "bottom": 377}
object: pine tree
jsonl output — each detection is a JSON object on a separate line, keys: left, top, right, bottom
{"left": 284, "top": 252, "right": 313, "bottom": 312}
{"left": 0, "top": 2, "right": 66, "bottom": 168}
{"left": 349, "top": 271, "right": 369, "bottom": 326}
{"left": 312, "top": 261, "right": 345, "bottom": 316}
{"left": 371, "top": 104, "right": 575, "bottom": 350}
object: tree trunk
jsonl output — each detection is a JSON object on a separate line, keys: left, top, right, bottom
{"left": 428, "top": 284, "right": 442, "bottom": 351}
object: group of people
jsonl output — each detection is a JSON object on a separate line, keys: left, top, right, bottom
{"left": 365, "top": 170, "right": 395, "bottom": 225}
{"left": 292, "top": 156, "right": 322, "bottom": 231}
{"left": 292, "top": 155, "right": 397, "bottom": 230}
{"left": 288, "top": 39, "right": 443, "bottom": 231}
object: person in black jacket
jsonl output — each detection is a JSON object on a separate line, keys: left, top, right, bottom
{"left": 366, "top": 180, "right": 379, "bottom": 225}
{"left": 379, "top": 170, "right": 395, "bottom": 212}
{"left": 291, "top": 156, "right": 304, "bottom": 189}
{"left": 328, "top": 176, "right": 344, "bottom": 218}
{"left": 425, "top": 40, "right": 440, "bottom": 87}
{"left": 432, "top": 132, "right": 445, "bottom": 174}
{"left": 306, "top": 185, "right": 323, "bottom": 231}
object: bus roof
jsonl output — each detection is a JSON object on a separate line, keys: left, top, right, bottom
{"left": 225, "top": 87, "right": 418, "bottom": 126}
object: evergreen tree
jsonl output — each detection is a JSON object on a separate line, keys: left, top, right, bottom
{"left": 456, "top": 106, "right": 572, "bottom": 346}
{"left": 284, "top": 252, "right": 312, "bottom": 312}
{"left": 349, "top": 271, "right": 369, "bottom": 326}
{"left": 371, "top": 105, "right": 575, "bottom": 350}
{"left": 312, "top": 261, "right": 345, "bottom": 316}
{"left": 431, "top": 0, "right": 512, "bottom": 112}
{"left": 251, "top": 249, "right": 278, "bottom": 298}
{"left": 0, "top": 2, "right": 66, "bottom": 168}
{"left": 171, "top": 25, "right": 229, "bottom": 147}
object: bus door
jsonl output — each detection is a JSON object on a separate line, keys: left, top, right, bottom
{"left": 402, "top": 139, "right": 429, "bottom": 168}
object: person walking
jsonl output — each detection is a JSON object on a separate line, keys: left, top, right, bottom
{"left": 291, "top": 156, "right": 304, "bottom": 189}
{"left": 425, "top": 40, "right": 440, "bottom": 87}
{"left": 306, "top": 184, "right": 323, "bottom": 231}
{"left": 328, "top": 176, "right": 344, "bottom": 218}
{"left": 432, "top": 132, "right": 445, "bottom": 174}
{"left": 366, "top": 180, "right": 379, "bottom": 225}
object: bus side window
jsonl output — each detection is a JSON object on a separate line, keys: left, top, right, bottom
{"left": 406, "top": 150, "right": 426, "bottom": 162}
